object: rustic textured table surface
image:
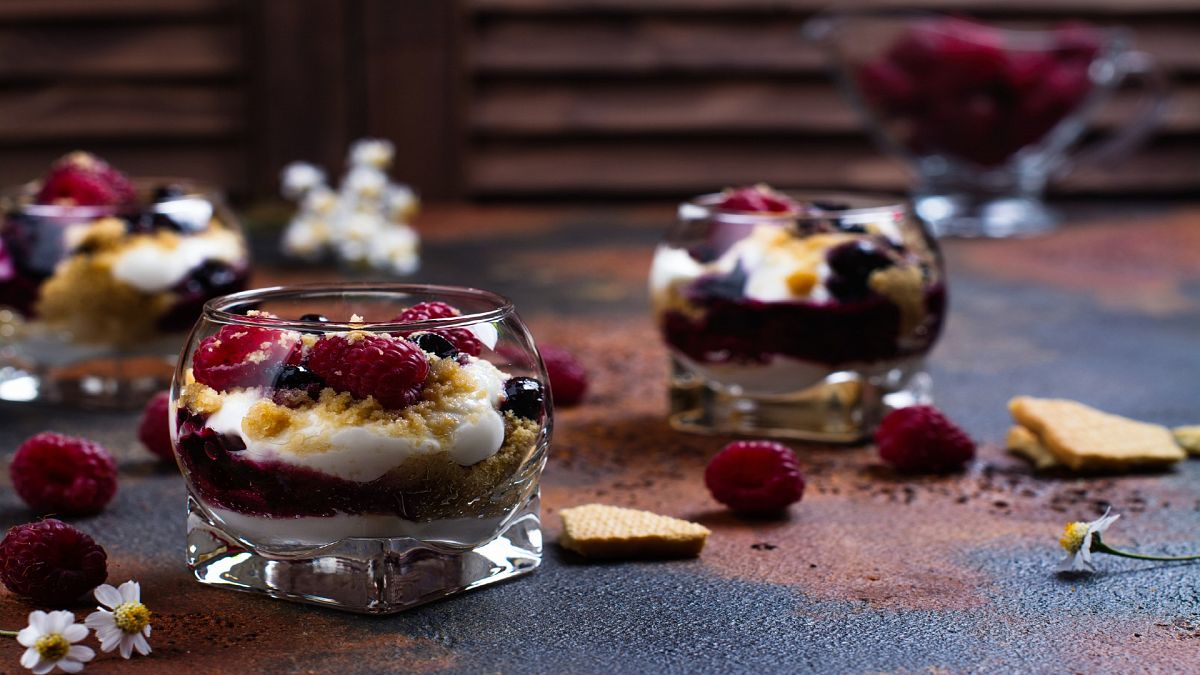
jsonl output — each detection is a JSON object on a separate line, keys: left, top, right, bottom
{"left": 2, "top": 203, "right": 1199, "bottom": 673}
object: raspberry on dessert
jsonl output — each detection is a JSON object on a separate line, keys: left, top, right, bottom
{"left": 539, "top": 345, "right": 587, "bottom": 406}
{"left": 0, "top": 519, "right": 108, "bottom": 606}
{"left": 501, "top": 376, "right": 545, "bottom": 420}
{"left": 704, "top": 440, "right": 805, "bottom": 514}
{"left": 138, "top": 391, "right": 174, "bottom": 462}
{"left": 307, "top": 333, "right": 429, "bottom": 409}
{"left": 35, "top": 151, "right": 136, "bottom": 207}
{"left": 192, "top": 325, "right": 300, "bottom": 391}
{"left": 393, "top": 302, "right": 484, "bottom": 356}
{"left": 716, "top": 185, "right": 798, "bottom": 214}
{"left": 10, "top": 432, "right": 118, "bottom": 516}
{"left": 875, "top": 405, "right": 976, "bottom": 472}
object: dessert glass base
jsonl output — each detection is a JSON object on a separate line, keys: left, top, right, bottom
{"left": 186, "top": 494, "right": 543, "bottom": 614}
{"left": 0, "top": 329, "right": 178, "bottom": 408}
{"left": 666, "top": 357, "right": 932, "bottom": 443}
{"left": 913, "top": 188, "right": 1058, "bottom": 239}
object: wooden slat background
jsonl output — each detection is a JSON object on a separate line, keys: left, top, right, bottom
{"left": 0, "top": 0, "right": 1195, "bottom": 201}
{"left": 462, "top": 0, "right": 1200, "bottom": 198}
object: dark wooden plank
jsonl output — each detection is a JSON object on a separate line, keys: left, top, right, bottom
{"left": 247, "top": 0, "right": 357, "bottom": 199}
{"left": 362, "top": 0, "right": 466, "bottom": 199}
{"left": 0, "top": 23, "right": 241, "bottom": 78}
{"left": 470, "top": 16, "right": 1200, "bottom": 75}
{"left": 467, "top": 138, "right": 1200, "bottom": 195}
{"left": 0, "top": 144, "right": 246, "bottom": 196}
{"left": 0, "top": 83, "right": 243, "bottom": 142}
{"left": 0, "top": 0, "right": 236, "bottom": 20}
{"left": 471, "top": 79, "right": 1200, "bottom": 136}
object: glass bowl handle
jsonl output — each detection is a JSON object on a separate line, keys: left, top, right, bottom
{"left": 1053, "top": 50, "right": 1170, "bottom": 180}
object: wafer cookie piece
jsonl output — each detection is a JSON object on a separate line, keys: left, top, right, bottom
{"left": 1006, "top": 425, "right": 1060, "bottom": 470}
{"left": 1172, "top": 426, "right": 1200, "bottom": 456}
{"left": 559, "top": 504, "right": 710, "bottom": 559}
{"left": 1008, "top": 397, "right": 1184, "bottom": 471}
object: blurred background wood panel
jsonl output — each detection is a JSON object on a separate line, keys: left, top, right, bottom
{"left": 0, "top": 0, "right": 1195, "bottom": 201}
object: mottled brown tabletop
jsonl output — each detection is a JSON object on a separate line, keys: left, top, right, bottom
{"left": 2, "top": 203, "right": 1199, "bottom": 673}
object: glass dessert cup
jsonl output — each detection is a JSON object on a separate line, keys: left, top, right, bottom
{"left": 805, "top": 11, "right": 1168, "bottom": 238}
{"left": 173, "top": 284, "right": 551, "bottom": 613}
{"left": 650, "top": 191, "right": 945, "bottom": 443}
{"left": 0, "top": 180, "right": 250, "bottom": 407}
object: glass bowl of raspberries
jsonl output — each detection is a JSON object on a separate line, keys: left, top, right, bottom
{"left": 806, "top": 11, "right": 1167, "bottom": 237}
{"left": 651, "top": 186, "right": 944, "bottom": 443}
{"left": 173, "top": 283, "right": 551, "bottom": 613}
{"left": 0, "top": 152, "right": 251, "bottom": 407}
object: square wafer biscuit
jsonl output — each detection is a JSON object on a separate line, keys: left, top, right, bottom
{"left": 1005, "top": 425, "right": 1060, "bottom": 470}
{"left": 1008, "top": 396, "right": 1184, "bottom": 471}
{"left": 559, "top": 504, "right": 709, "bottom": 559}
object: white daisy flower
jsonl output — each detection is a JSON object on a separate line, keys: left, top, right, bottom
{"left": 300, "top": 185, "right": 338, "bottom": 217}
{"left": 282, "top": 217, "right": 330, "bottom": 259}
{"left": 348, "top": 138, "right": 395, "bottom": 169}
{"left": 1057, "top": 508, "right": 1120, "bottom": 573}
{"left": 84, "top": 581, "right": 152, "bottom": 659}
{"left": 383, "top": 184, "right": 419, "bottom": 222}
{"left": 342, "top": 166, "right": 387, "bottom": 200}
{"left": 16, "top": 610, "right": 93, "bottom": 674}
{"left": 366, "top": 225, "right": 419, "bottom": 275}
{"left": 281, "top": 162, "right": 327, "bottom": 199}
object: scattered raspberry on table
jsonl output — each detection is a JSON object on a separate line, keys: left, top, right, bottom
{"left": 10, "top": 432, "right": 118, "bottom": 515}
{"left": 875, "top": 405, "right": 976, "bottom": 472}
{"left": 0, "top": 519, "right": 108, "bottom": 606}
{"left": 705, "top": 440, "right": 806, "bottom": 514}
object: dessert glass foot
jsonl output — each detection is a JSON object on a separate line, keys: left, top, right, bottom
{"left": 667, "top": 357, "right": 932, "bottom": 443}
{"left": 186, "top": 494, "right": 543, "bottom": 614}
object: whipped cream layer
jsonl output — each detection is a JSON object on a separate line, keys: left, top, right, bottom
{"left": 203, "top": 357, "right": 509, "bottom": 483}
{"left": 650, "top": 226, "right": 854, "bottom": 305}
{"left": 111, "top": 228, "right": 245, "bottom": 293}
{"left": 208, "top": 506, "right": 508, "bottom": 548}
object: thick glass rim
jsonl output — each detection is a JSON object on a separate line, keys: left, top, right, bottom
{"left": 682, "top": 190, "right": 906, "bottom": 224}
{"left": 1, "top": 177, "right": 223, "bottom": 218}
{"left": 203, "top": 283, "right": 516, "bottom": 331}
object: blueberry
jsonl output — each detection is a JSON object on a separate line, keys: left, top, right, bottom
{"left": 501, "top": 377, "right": 544, "bottom": 420}
{"left": 299, "top": 313, "right": 329, "bottom": 323}
{"left": 127, "top": 212, "right": 185, "bottom": 234}
{"left": 810, "top": 200, "right": 851, "bottom": 212}
{"left": 274, "top": 364, "right": 324, "bottom": 391}
{"left": 410, "top": 332, "right": 458, "bottom": 359}
{"left": 156, "top": 261, "right": 247, "bottom": 332}
{"left": 690, "top": 262, "right": 748, "bottom": 302}
{"left": 826, "top": 240, "right": 893, "bottom": 280}
{"left": 153, "top": 184, "right": 189, "bottom": 202}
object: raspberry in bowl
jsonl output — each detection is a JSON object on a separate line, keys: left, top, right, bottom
{"left": 650, "top": 187, "right": 945, "bottom": 442}
{"left": 0, "top": 152, "right": 250, "bottom": 407}
{"left": 173, "top": 284, "right": 550, "bottom": 613}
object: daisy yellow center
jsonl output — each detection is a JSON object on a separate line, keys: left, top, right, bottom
{"left": 1060, "top": 522, "right": 1090, "bottom": 553}
{"left": 113, "top": 602, "right": 151, "bottom": 634}
{"left": 35, "top": 633, "right": 70, "bottom": 661}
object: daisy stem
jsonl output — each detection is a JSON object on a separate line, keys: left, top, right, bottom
{"left": 1093, "top": 538, "right": 1200, "bottom": 562}
{"left": 0, "top": 630, "right": 17, "bottom": 637}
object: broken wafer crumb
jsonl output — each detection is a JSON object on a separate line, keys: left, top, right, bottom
{"left": 559, "top": 504, "right": 709, "bottom": 559}
{"left": 1005, "top": 425, "right": 1060, "bottom": 471}
{"left": 1172, "top": 426, "right": 1200, "bottom": 456}
{"left": 1008, "top": 396, "right": 1184, "bottom": 472}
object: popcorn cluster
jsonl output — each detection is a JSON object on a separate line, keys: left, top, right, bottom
{"left": 280, "top": 139, "right": 420, "bottom": 274}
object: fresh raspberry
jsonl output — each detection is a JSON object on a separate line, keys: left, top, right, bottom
{"left": 192, "top": 325, "right": 300, "bottom": 391}
{"left": 138, "top": 391, "right": 174, "bottom": 461}
{"left": 716, "top": 185, "right": 798, "bottom": 214}
{"left": 704, "top": 440, "right": 805, "bottom": 514}
{"left": 875, "top": 405, "right": 975, "bottom": 472}
{"left": 540, "top": 345, "right": 587, "bottom": 406}
{"left": 395, "top": 301, "right": 458, "bottom": 322}
{"left": 10, "top": 433, "right": 118, "bottom": 516}
{"left": 307, "top": 333, "right": 429, "bottom": 409}
{"left": 393, "top": 302, "right": 483, "bottom": 356}
{"left": 0, "top": 519, "right": 108, "bottom": 606}
{"left": 35, "top": 151, "right": 136, "bottom": 207}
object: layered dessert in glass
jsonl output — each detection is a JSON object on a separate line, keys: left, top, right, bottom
{"left": 651, "top": 186, "right": 945, "bottom": 441}
{"left": 0, "top": 152, "right": 250, "bottom": 406}
{"left": 175, "top": 284, "right": 550, "bottom": 613}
